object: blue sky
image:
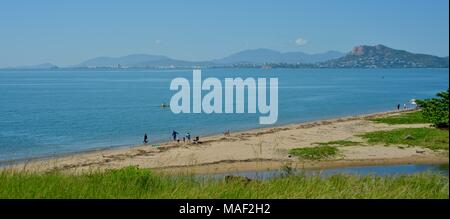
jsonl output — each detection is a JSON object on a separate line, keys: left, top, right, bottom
{"left": 0, "top": 0, "right": 448, "bottom": 67}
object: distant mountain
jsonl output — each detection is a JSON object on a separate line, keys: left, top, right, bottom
{"left": 320, "top": 45, "right": 449, "bottom": 68}
{"left": 13, "top": 45, "right": 446, "bottom": 69}
{"left": 77, "top": 54, "right": 212, "bottom": 68}
{"left": 79, "top": 54, "right": 167, "bottom": 67}
{"left": 75, "top": 49, "right": 343, "bottom": 68}
{"left": 213, "top": 48, "right": 344, "bottom": 64}
{"left": 284, "top": 50, "right": 344, "bottom": 63}
{"left": 4, "top": 63, "right": 58, "bottom": 69}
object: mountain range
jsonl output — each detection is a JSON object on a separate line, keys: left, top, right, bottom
{"left": 4, "top": 45, "right": 449, "bottom": 69}
{"left": 5, "top": 62, "right": 59, "bottom": 70}
{"left": 75, "top": 49, "right": 344, "bottom": 68}
{"left": 212, "top": 48, "right": 344, "bottom": 64}
{"left": 319, "top": 44, "right": 449, "bottom": 68}
{"left": 78, "top": 54, "right": 213, "bottom": 68}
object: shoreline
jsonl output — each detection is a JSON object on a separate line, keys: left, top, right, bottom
{"left": 0, "top": 109, "right": 412, "bottom": 165}
{"left": 2, "top": 109, "right": 448, "bottom": 174}
{"left": 0, "top": 109, "right": 391, "bottom": 166}
{"left": 156, "top": 156, "right": 449, "bottom": 175}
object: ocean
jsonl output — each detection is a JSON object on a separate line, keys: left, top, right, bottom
{"left": 0, "top": 68, "right": 448, "bottom": 162}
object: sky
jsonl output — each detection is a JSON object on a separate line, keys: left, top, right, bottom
{"left": 0, "top": 0, "right": 448, "bottom": 67}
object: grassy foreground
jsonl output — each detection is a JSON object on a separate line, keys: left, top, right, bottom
{"left": 360, "top": 128, "right": 449, "bottom": 150}
{"left": 0, "top": 167, "right": 448, "bottom": 199}
{"left": 364, "top": 110, "right": 449, "bottom": 150}
{"left": 369, "top": 111, "right": 429, "bottom": 125}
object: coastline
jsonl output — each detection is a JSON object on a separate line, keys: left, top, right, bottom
{"left": 0, "top": 108, "right": 405, "bottom": 166}
{"left": 2, "top": 109, "right": 448, "bottom": 174}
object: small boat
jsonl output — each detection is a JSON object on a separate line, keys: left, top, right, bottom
{"left": 160, "top": 103, "right": 169, "bottom": 108}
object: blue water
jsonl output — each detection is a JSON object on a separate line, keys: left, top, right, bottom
{"left": 203, "top": 164, "right": 449, "bottom": 180}
{"left": 0, "top": 68, "right": 448, "bottom": 162}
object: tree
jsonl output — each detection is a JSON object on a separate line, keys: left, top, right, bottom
{"left": 416, "top": 90, "right": 449, "bottom": 128}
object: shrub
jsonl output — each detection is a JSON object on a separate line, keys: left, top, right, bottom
{"left": 416, "top": 90, "right": 449, "bottom": 128}
{"left": 289, "top": 146, "right": 338, "bottom": 160}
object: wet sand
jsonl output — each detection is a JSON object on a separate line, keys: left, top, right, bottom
{"left": 2, "top": 110, "right": 448, "bottom": 174}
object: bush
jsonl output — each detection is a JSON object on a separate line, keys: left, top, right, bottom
{"left": 416, "top": 90, "right": 449, "bottom": 128}
{"left": 289, "top": 146, "right": 338, "bottom": 160}
{"left": 360, "top": 128, "right": 449, "bottom": 150}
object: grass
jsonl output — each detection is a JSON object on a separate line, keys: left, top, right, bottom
{"left": 360, "top": 128, "right": 449, "bottom": 150}
{"left": 1, "top": 110, "right": 447, "bottom": 199}
{"left": 0, "top": 167, "right": 448, "bottom": 199}
{"left": 314, "top": 140, "right": 362, "bottom": 147}
{"left": 289, "top": 146, "right": 338, "bottom": 160}
{"left": 369, "top": 111, "right": 429, "bottom": 125}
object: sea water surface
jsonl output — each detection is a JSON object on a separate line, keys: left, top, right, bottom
{"left": 0, "top": 68, "right": 448, "bottom": 162}
{"left": 201, "top": 164, "right": 449, "bottom": 180}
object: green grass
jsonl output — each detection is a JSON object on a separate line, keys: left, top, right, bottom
{"left": 289, "top": 146, "right": 338, "bottom": 160}
{"left": 369, "top": 111, "right": 429, "bottom": 125}
{"left": 314, "top": 140, "right": 362, "bottom": 147}
{"left": 360, "top": 128, "right": 449, "bottom": 150}
{"left": 0, "top": 167, "right": 447, "bottom": 199}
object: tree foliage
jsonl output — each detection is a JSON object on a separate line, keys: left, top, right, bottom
{"left": 416, "top": 90, "right": 449, "bottom": 128}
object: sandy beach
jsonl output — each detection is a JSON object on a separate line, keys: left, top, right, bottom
{"left": 3, "top": 110, "right": 448, "bottom": 174}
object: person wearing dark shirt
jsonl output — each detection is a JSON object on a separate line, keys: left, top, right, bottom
{"left": 143, "top": 133, "right": 148, "bottom": 144}
{"left": 172, "top": 130, "right": 179, "bottom": 141}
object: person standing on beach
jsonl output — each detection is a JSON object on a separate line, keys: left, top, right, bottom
{"left": 172, "top": 130, "right": 179, "bottom": 141}
{"left": 186, "top": 132, "right": 191, "bottom": 142}
{"left": 403, "top": 103, "right": 407, "bottom": 110}
{"left": 397, "top": 104, "right": 400, "bottom": 110}
{"left": 143, "top": 133, "right": 148, "bottom": 144}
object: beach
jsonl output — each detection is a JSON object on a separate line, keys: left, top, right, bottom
{"left": 3, "top": 109, "right": 448, "bottom": 174}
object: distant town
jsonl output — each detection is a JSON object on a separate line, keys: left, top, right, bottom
{"left": 3, "top": 44, "right": 449, "bottom": 70}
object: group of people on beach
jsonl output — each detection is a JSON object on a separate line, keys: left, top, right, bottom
{"left": 172, "top": 130, "right": 187, "bottom": 142}
{"left": 142, "top": 131, "right": 200, "bottom": 145}
{"left": 397, "top": 103, "right": 407, "bottom": 110}
{"left": 397, "top": 99, "right": 417, "bottom": 111}
{"left": 172, "top": 130, "right": 200, "bottom": 143}
{"left": 143, "top": 103, "right": 419, "bottom": 145}
{"left": 143, "top": 101, "right": 416, "bottom": 145}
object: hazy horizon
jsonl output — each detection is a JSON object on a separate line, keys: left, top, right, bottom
{"left": 2, "top": 48, "right": 349, "bottom": 68}
{"left": 0, "top": 0, "right": 448, "bottom": 67}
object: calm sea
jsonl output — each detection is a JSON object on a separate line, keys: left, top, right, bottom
{"left": 0, "top": 68, "right": 448, "bottom": 162}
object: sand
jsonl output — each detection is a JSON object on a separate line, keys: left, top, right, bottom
{"left": 3, "top": 110, "right": 448, "bottom": 174}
